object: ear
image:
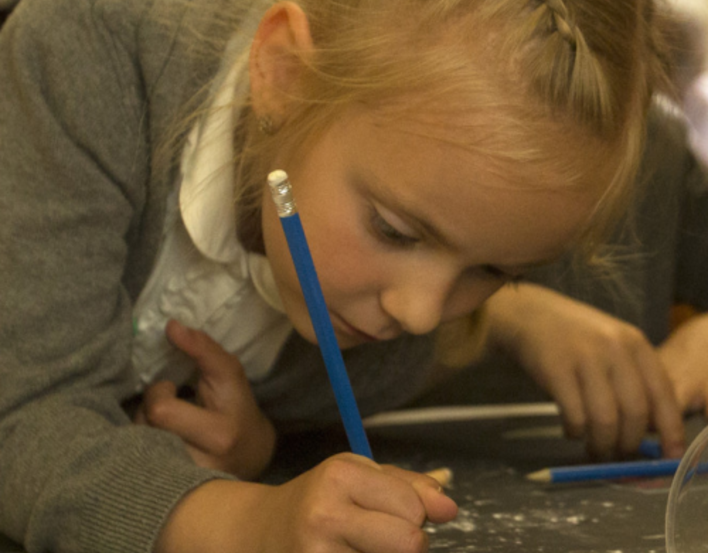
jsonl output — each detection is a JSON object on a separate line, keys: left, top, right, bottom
{"left": 249, "top": 2, "right": 314, "bottom": 125}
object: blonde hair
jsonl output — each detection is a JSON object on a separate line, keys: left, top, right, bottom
{"left": 238, "top": 0, "right": 673, "bottom": 237}
{"left": 164, "top": 0, "right": 675, "bottom": 243}
{"left": 161, "top": 0, "right": 676, "bottom": 366}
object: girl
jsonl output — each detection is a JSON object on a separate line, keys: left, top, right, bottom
{"left": 0, "top": 0, "right": 682, "bottom": 551}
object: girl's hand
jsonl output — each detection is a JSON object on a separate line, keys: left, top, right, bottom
{"left": 660, "top": 313, "right": 708, "bottom": 416}
{"left": 156, "top": 453, "right": 458, "bottom": 553}
{"left": 486, "top": 284, "right": 685, "bottom": 459}
{"left": 134, "top": 320, "right": 276, "bottom": 480}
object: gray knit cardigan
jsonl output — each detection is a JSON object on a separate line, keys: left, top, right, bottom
{"left": 0, "top": 0, "right": 434, "bottom": 551}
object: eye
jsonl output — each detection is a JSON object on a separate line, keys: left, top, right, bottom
{"left": 369, "top": 207, "right": 420, "bottom": 247}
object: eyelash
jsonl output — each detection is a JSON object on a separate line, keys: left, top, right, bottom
{"left": 367, "top": 207, "right": 526, "bottom": 282}
{"left": 369, "top": 208, "right": 420, "bottom": 247}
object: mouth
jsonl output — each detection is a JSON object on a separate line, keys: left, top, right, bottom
{"left": 331, "top": 313, "right": 380, "bottom": 343}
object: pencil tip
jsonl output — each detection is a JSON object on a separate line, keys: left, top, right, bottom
{"left": 426, "top": 467, "right": 454, "bottom": 488}
{"left": 526, "top": 468, "right": 551, "bottom": 482}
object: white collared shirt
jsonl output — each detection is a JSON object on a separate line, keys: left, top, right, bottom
{"left": 131, "top": 51, "right": 292, "bottom": 391}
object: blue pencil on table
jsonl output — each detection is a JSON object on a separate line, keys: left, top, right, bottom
{"left": 527, "top": 458, "right": 681, "bottom": 483}
{"left": 267, "top": 170, "right": 373, "bottom": 460}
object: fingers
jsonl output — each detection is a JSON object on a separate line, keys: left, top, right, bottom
{"left": 542, "top": 314, "right": 692, "bottom": 461}
{"left": 298, "top": 455, "right": 455, "bottom": 552}
{"left": 673, "top": 378, "right": 703, "bottom": 414}
{"left": 577, "top": 346, "right": 684, "bottom": 459}
{"left": 165, "top": 319, "right": 209, "bottom": 361}
{"left": 146, "top": 321, "right": 276, "bottom": 478}
{"left": 342, "top": 508, "right": 429, "bottom": 553}
{"left": 141, "top": 380, "right": 270, "bottom": 474}
{"left": 315, "top": 455, "right": 457, "bottom": 526}
{"left": 546, "top": 370, "right": 586, "bottom": 441}
{"left": 142, "top": 385, "right": 230, "bottom": 450}
{"left": 576, "top": 358, "right": 621, "bottom": 459}
{"left": 633, "top": 346, "right": 685, "bottom": 458}
{"left": 165, "top": 320, "right": 245, "bottom": 387}
{"left": 142, "top": 380, "right": 180, "bottom": 424}
{"left": 165, "top": 319, "right": 257, "bottom": 419}
{"left": 339, "top": 463, "right": 428, "bottom": 527}
{"left": 138, "top": 380, "right": 225, "bottom": 455}
{"left": 550, "top": 352, "right": 673, "bottom": 459}
{"left": 381, "top": 465, "right": 458, "bottom": 524}
{"left": 604, "top": 347, "right": 650, "bottom": 457}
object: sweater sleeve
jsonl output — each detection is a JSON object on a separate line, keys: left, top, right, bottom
{"left": 0, "top": 1, "right": 234, "bottom": 552}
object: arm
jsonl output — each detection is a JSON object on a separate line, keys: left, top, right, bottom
{"left": 484, "top": 283, "right": 685, "bottom": 459}
{"left": 0, "top": 1, "right": 232, "bottom": 550}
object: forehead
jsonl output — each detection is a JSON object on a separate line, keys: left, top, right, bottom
{"left": 320, "top": 108, "right": 612, "bottom": 267}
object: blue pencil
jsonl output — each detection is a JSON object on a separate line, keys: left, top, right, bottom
{"left": 638, "top": 438, "right": 662, "bottom": 459}
{"left": 267, "top": 170, "right": 373, "bottom": 459}
{"left": 527, "top": 458, "right": 681, "bottom": 483}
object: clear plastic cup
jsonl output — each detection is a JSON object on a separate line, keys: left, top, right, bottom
{"left": 666, "top": 425, "right": 708, "bottom": 553}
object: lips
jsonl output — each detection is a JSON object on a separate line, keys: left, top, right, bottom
{"left": 331, "top": 312, "right": 402, "bottom": 343}
{"left": 331, "top": 312, "right": 380, "bottom": 343}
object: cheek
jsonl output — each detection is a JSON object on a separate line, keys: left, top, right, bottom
{"left": 443, "top": 278, "right": 505, "bottom": 321}
{"left": 302, "top": 214, "right": 381, "bottom": 295}
{"left": 262, "top": 197, "right": 380, "bottom": 312}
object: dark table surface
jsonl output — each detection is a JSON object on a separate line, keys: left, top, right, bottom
{"left": 0, "top": 403, "right": 695, "bottom": 553}
{"left": 264, "top": 404, "right": 703, "bottom": 553}
{"left": 0, "top": 347, "right": 696, "bottom": 553}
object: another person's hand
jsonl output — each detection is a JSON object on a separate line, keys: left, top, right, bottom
{"left": 135, "top": 320, "right": 276, "bottom": 480}
{"left": 156, "top": 453, "right": 458, "bottom": 553}
{"left": 485, "top": 284, "right": 685, "bottom": 459}
{"left": 660, "top": 313, "right": 708, "bottom": 416}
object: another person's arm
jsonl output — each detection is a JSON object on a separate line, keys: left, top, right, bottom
{"left": 484, "top": 283, "right": 686, "bottom": 459}
{"left": 660, "top": 312, "right": 708, "bottom": 414}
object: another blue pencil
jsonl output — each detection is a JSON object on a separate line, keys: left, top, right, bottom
{"left": 527, "top": 458, "right": 681, "bottom": 483}
{"left": 267, "top": 170, "right": 373, "bottom": 459}
{"left": 638, "top": 438, "right": 662, "bottom": 459}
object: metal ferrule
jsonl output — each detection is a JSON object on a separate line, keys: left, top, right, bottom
{"left": 267, "top": 170, "right": 298, "bottom": 218}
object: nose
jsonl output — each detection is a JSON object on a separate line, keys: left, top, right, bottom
{"left": 380, "top": 266, "right": 493, "bottom": 336}
{"left": 380, "top": 280, "right": 445, "bottom": 336}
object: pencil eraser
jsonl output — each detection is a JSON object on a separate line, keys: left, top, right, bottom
{"left": 267, "top": 169, "right": 289, "bottom": 188}
{"left": 267, "top": 170, "right": 296, "bottom": 217}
